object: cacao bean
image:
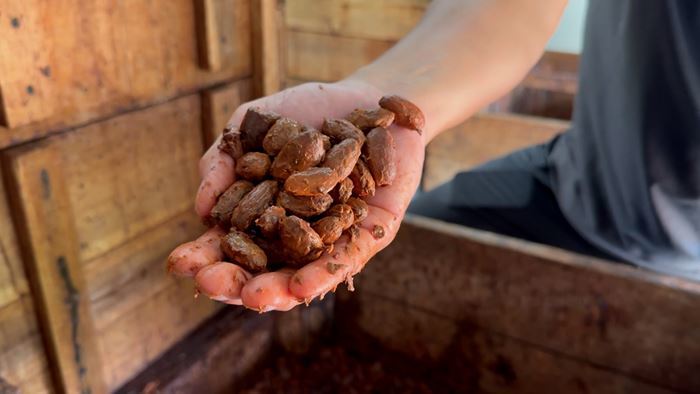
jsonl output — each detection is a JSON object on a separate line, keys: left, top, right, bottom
{"left": 221, "top": 230, "right": 267, "bottom": 273}
{"left": 365, "top": 127, "right": 396, "bottom": 186}
{"left": 230, "top": 180, "right": 278, "bottom": 230}
{"left": 235, "top": 152, "right": 271, "bottom": 181}
{"left": 378, "top": 95, "right": 425, "bottom": 134}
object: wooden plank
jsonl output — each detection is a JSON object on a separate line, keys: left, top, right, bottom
{"left": 201, "top": 78, "right": 255, "bottom": 147}
{"left": 423, "top": 112, "right": 567, "bottom": 190}
{"left": 285, "top": 0, "right": 428, "bottom": 41}
{"left": 116, "top": 309, "right": 273, "bottom": 394}
{"left": 0, "top": 0, "right": 251, "bottom": 129}
{"left": 336, "top": 292, "right": 673, "bottom": 394}
{"left": 96, "top": 278, "right": 220, "bottom": 391}
{"left": 0, "top": 167, "right": 28, "bottom": 310}
{"left": 252, "top": 0, "right": 283, "bottom": 95}
{"left": 85, "top": 210, "right": 204, "bottom": 328}
{"left": 52, "top": 95, "right": 203, "bottom": 263}
{"left": 4, "top": 142, "right": 106, "bottom": 393}
{"left": 0, "top": 298, "right": 53, "bottom": 394}
{"left": 195, "top": 0, "right": 252, "bottom": 71}
{"left": 286, "top": 31, "right": 394, "bottom": 82}
{"left": 351, "top": 215, "right": 700, "bottom": 392}
{"left": 195, "top": 0, "right": 223, "bottom": 71}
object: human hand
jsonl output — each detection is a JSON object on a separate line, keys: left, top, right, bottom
{"left": 167, "top": 79, "right": 425, "bottom": 311}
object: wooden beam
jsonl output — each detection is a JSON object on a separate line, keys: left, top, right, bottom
{"left": 285, "top": 0, "right": 428, "bottom": 41}
{"left": 251, "top": 0, "right": 283, "bottom": 96}
{"left": 285, "top": 31, "right": 393, "bottom": 82}
{"left": 201, "top": 78, "right": 255, "bottom": 147}
{"left": 347, "top": 215, "right": 700, "bottom": 392}
{"left": 3, "top": 143, "right": 106, "bottom": 394}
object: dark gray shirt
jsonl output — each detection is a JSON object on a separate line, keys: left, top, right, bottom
{"left": 550, "top": 1, "right": 700, "bottom": 278}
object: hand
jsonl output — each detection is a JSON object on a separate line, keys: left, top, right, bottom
{"left": 167, "top": 79, "right": 425, "bottom": 311}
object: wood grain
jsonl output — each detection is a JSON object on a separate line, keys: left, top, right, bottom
{"left": 201, "top": 78, "right": 255, "bottom": 147}
{"left": 52, "top": 95, "right": 203, "bottom": 264}
{"left": 351, "top": 215, "right": 700, "bottom": 392}
{"left": 4, "top": 142, "right": 106, "bottom": 393}
{"left": 0, "top": 298, "right": 52, "bottom": 394}
{"left": 96, "top": 278, "right": 219, "bottom": 391}
{"left": 337, "top": 292, "right": 673, "bottom": 394}
{"left": 285, "top": 0, "right": 428, "bottom": 41}
{"left": 195, "top": 0, "right": 252, "bottom": 71}
{"left": 423, "top": 112, "right": 567, "bottom": 190}
{"left": 252, "top": 0, "right": 283, "bottom": 95}
{"left": 0, "top": 0, "right": 251, "bottom": 129}
{"left": 116, "top": 309, "right": 273, "bottom": 394}
{"left": 0, "top": 170, "right": 28, "bottom": 310}
{"left": 286, "top": 31, "right": 393, "bottom": 82}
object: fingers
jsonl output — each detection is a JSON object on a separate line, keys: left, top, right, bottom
{"left": 288, "top": 205, "right": 398, "bottom": 299}
{"left": 167, "top": 227, "right": 225, "bottom": 277}
{"left": 195, "top": 151, "right": 236, "bottom": 217}
{"left": 195, "top": 262, "right": 251, "bottom": 305}
{"left": 241, "top": 270, "right": 301, "bottom": 312}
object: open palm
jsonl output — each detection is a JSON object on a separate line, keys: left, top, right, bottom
{"left": 167, "top": 80, "right": 425, "bottom": 311}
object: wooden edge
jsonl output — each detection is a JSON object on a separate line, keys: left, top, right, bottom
{"left": 194, "top": 0, "right": 221, "bottom": 70}
{"left": 0, "top": 75, "right": 250, "bottom": 150}
{"left": 1, "top": 142, "right": 106, "bottom": 394}
{"left": 116, "top": 308, "right": 273, "bottom": 394}
{"left": 251, "top": 0, "right": 282, "bottom": 96}
{"left": 200, "top": 78, "right": 255, "bottom": 148}
{"left": 403, "top": 214, "right": 700, "bottom": 294}
{"left": 0, "top": 85, "right": 7, "bottom": 127}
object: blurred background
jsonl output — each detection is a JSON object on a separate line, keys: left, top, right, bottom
{"left": 2, "top": 1, "right": 698, "bottom": 393}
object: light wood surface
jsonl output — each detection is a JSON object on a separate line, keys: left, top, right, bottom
{"left": 201, "top": 78, "right": 255, "bottom": 147}
{"left": 4, "top": 142, "right": 106, "bottom": 393}
{"left": 0, "top": 0, "right": 251, "bottom": 130}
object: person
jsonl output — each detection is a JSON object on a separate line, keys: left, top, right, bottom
{"left": 169, "top": 0, "right": 700, "bottom": 311}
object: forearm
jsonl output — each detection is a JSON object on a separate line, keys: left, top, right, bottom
{"left": 348, "top": 0, "right": 567, "bottom": 142}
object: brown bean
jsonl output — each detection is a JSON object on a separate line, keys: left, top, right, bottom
{"left": 321, "top": 118, "right": 366, "bottom": 144}
{"left": 321, "top": 138, "right": 362, "bottom": 180}
{"left": 313, "top": 216, "right": 344, "bottom": 245}
{"left": 285, "top": 167, "right": 339, "bottom": 196}
{"left": 303, "top": 126, "right": 331, "bottom": 150}
{"left": 346, "top": 197, "right": 368, "bottom": 222}
{"left": 280, "top": 216, "right": 324, "bottom": 262}
{"left": 253, "top": 237, "right": 287, "bottom": 266}
{"left": 240, "top": 107, "right": 281, "bottom": 151}
{"left": 348, "top": 159, "right": 376, "bottom": 197}
{"left": 270, "top": 130, "right": 326, "bottom": 179}
{"left": 327, "top": 204, "right": 355, "bottom": 230}
{"left": 235, "top": 152, "right": 271, "bottom": 181}
{"left": 378, "top": 95, "right": 425, "bottom": 134}
{"left": 255, "top": 205, "right": 286, "bottom": 238}
{"left": 345, "top": 108, "right": 395, "bottom": 131}
{"left": 330, "top": 177, "right": 354, "bottom": 203}
{"left": 278, "top": 191, "right": 333, "bottom": 218}
{"left": 210, "top": 180, "right": 254, "bottom": 227}
{"left": 231, "top": 180, "right": 279, "bottom": 230}
{"left": 263, "top": 118, "right": 303, "bottom": 155}
{"left": 365, "top": 127, "right": 396, "bottom": 186}
{"left": 218, "top": 125, "right": 244, "bottom": 159}
{"left": 220, "top": 230, "right": 267, "bottom": 273}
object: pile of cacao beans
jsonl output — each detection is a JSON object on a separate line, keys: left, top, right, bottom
{"left": 208, "top": 95, "right": 424, "bottom": 273}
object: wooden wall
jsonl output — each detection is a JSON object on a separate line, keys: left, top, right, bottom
{"left": 0, "top": 1, "right": 257, "bottom": 392}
